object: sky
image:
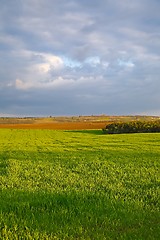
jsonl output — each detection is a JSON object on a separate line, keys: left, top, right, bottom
{"left": 0, "top": 0, "right": 160, "bottom": 117}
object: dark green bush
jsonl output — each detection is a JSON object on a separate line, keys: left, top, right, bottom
{"left": 103, "top": 120, "right": 160, "bottom": 134}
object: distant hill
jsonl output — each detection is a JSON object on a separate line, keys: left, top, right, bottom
{"left": 0, "top": 115, "right": 159, "bottom": 124}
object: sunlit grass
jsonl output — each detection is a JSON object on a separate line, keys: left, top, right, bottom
{"left": 0, "top": 129, "right": 160, "bottom": 239}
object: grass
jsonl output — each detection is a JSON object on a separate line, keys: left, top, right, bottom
{"left": 0, "top": 129, "right": 160, "bottom": 239}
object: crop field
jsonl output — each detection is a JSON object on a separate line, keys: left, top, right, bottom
{"left": 0, "top": 129, "right": 160, "bottom": 239}
{"left": 0, "top": 121, "right": 107, "bottom": 130}
{"left": 0, "top": 115, "right": 159, "bottom": 130}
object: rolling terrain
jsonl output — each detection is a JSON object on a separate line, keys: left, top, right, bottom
{"left": 0, "top": 115, "right": 159, "bottom": 130}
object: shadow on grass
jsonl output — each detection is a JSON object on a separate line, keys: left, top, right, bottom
{"left": 0, "top": 151, "right": 8, "bottom": 176}
{"left": 66, "top": 129, "right": 104, "bottom": 135}
{"left": 1, "top": 190, "right": 159, "bottom": 239}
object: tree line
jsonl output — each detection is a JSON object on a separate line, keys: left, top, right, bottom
{"left": 103, "top": 120, "right": 160, "bottom": 134}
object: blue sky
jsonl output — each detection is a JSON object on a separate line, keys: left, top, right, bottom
{"left": 0, "top": 0, "right": 160, "bottom": 116}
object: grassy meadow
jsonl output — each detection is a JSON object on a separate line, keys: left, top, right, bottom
{"left": 0, "top": 129, "right": 160, "bottom": 239}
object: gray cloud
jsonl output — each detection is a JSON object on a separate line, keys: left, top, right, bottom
{"left": 0, "top": 0, "right": 160, "bottom": 116}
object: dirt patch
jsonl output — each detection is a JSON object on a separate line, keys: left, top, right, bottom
{"left": 0, "top": 122, "right": 107, "bottom": 130}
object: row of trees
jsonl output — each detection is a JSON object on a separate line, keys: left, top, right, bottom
{"left": 103, "top": 120, "right": 160, "bottom": 134}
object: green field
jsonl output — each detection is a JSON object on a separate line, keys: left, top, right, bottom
{"left": 0, "top": 129, "right": 160, "bottom": 239}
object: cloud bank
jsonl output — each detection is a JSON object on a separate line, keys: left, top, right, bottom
{"left": 0, "top": 0, "right": 160, "bottom": 116}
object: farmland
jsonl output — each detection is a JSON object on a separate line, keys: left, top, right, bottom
{"left": 0, "top": 115, "right": 159, "bottom": 130}
{"left": 0, "top": 128, "right": 160, "bottom": 239}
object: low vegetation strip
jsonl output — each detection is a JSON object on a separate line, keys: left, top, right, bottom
{"left": 103, "top": 120, "right": 160, "bottom": 134}
{"left": 0, "top": 129, "right": 160, "bottom": 239}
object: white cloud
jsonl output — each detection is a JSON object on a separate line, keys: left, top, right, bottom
{"left": 15, "top": 79, "right": 32, "bottom": 90}
{"left": 41, "top": 53, "right": 63, "bottom": 69}
{"left": 15, "top": 76, "right": 75, "bottom": 90}
{"left": 12, "top": 51, "right": 65, "bottom": 89}
{"left": 31, "top": 53, "right": 64, "bottom": 74}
